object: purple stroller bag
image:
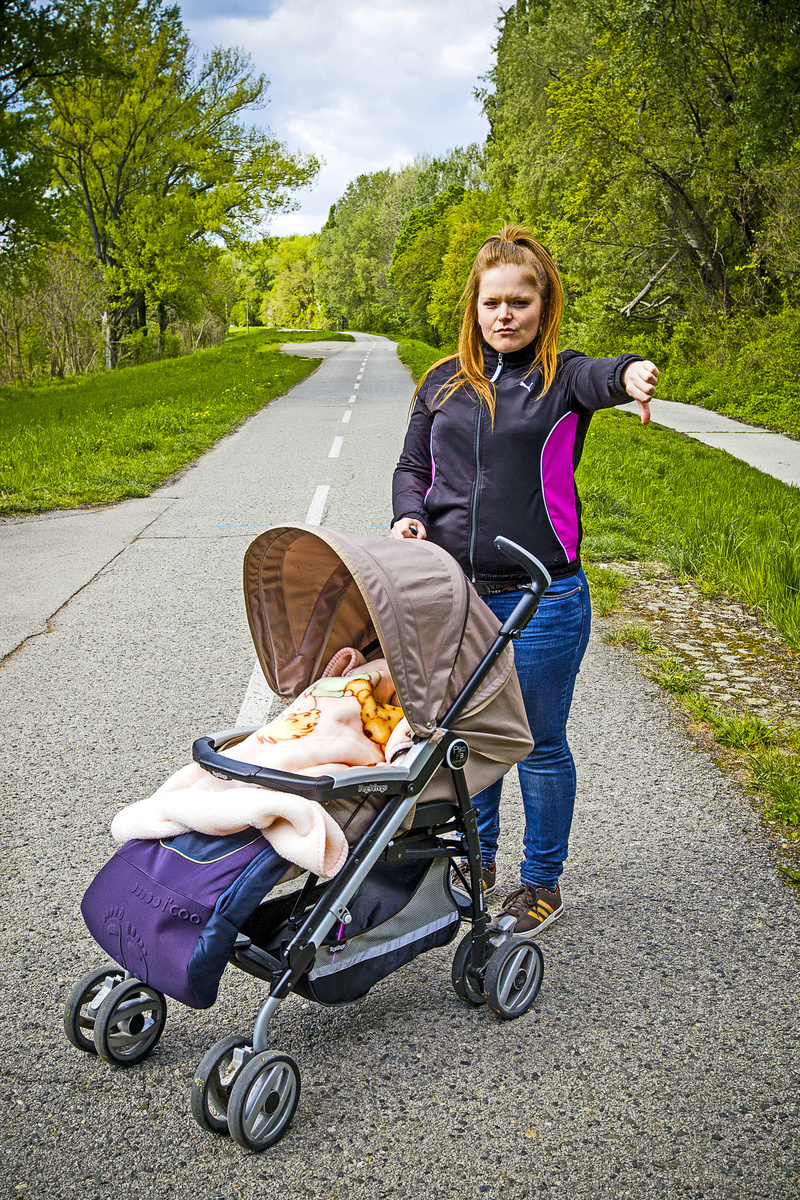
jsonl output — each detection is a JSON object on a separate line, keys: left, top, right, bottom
{"left": 81, "top": 829, "right": 288, "bottom": 1008}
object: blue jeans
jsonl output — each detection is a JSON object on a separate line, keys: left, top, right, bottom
{"left": 472, "top": 569, "right": 591, "bottom": 892}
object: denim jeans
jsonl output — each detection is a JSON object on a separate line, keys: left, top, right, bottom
{"left": 471, "top": 569, "right": 591, "bottom": 891}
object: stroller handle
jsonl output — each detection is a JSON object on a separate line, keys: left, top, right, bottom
{"left": 493, "top": 537, "right": 551, "bottom": 598}
{"left": 192, "top": 735, "right": 335, "bottom": 803}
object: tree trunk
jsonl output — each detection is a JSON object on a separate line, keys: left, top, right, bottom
{"left": 158, "top": 301, "right": 168, "bottom": 354}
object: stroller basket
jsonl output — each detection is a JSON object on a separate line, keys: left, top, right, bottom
{"left": 243, "top": 855, "right": 461, "bottom": 1006}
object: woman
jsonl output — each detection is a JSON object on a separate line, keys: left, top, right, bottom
{"left": 390, "top": 224, "right": 657, "bottom": 937}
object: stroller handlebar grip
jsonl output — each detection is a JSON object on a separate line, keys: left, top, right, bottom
{"left": 192, "top": 735, "right": 335, "bottom": 803}
{"left": 493, "top": 536, "right": 552, "bottom": 598}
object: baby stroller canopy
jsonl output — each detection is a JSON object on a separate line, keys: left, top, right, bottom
{"left": 243, "top": 524, "right": 533, "bottom": 798}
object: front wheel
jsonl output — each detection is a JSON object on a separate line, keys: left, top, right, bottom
{"left": 451, "top": 930, "right": 487, "bottom": 1007}
{"left": 93, "top": 978, "right": 167, "bottom": 1065}
{"left": 227, "top": 1052, "right": 301, "bottom": 1151}
{"left": 485, "top": 937, "right": 543, "bottom": 1019}
{"left": 191, "top": 1036, "right": 252, "bottom": 1135}
{"left": 63, "top": 966, "right": 126, "bottom": 1054}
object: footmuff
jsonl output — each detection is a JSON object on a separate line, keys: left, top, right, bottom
{"left": 80, "top": 829, "right": 288, "bottom": 1008}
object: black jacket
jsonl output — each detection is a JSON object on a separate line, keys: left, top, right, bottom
{"left": 391, "top": 340, "right": 641, "bottom": 586}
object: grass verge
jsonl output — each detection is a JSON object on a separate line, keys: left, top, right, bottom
{"left": 604, "top": 624, "right": 800, "bottom": 835}
{"left": 395, "top": 338, "right": 448, "bottom": 385}
{"left": 580, "top": 410, "right": 800, "bottom": 650}
{"left": 0, "top": 329, "right": 326, "bottom": 514}
{"left": 227, "top": 327, "right": 354, "bottom": 343}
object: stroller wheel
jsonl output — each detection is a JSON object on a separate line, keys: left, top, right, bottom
{"left": 93, "top": 978, "right": 167, "bottom": 1065}
{"left": 451, "top": 930, "right": 487, "bottom": 1007}
{"left": 191, "top": 1036, "right": 253, "bottom": 1135}
{"left": 227, "top": 1051, "right": 301, "bottom": 1151}
{"left": 63, "top": 966, "right": 127, "bottom": 1055}
{"left": 486, "top": 937, "right": 544, "bottom": 1020}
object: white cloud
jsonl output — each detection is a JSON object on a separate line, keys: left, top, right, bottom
{"left": 180, "top": 0, "right": 500, "bottom": 235}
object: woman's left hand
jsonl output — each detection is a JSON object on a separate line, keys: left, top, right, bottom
{"left": 622, "top": 359, "right": 659, "bottom": 425}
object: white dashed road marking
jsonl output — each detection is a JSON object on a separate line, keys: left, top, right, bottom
{"left": 329, "top": 437, "right": 343, "bottom": 458}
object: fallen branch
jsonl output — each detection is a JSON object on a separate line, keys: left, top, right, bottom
{"left": 620, "top": 250, "right": 679, "bottom": 317}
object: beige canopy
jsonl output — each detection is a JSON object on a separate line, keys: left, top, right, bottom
{"left": 243, "top": 525, "right": 533, "bottom": 801}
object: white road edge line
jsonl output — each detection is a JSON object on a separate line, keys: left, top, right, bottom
{"left": 236, "top": 483, "right": 330, "bottom": 726}
{"left": 329, "top": 437, "right": 343, "bottom": 458}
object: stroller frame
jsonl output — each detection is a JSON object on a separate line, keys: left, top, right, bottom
{"left": 64, "top": 536, "right": 551, "bottom": 1152}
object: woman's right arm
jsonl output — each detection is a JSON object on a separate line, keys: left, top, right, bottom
{"left": 390, "top": 392, "right": 433, "bottom": 540}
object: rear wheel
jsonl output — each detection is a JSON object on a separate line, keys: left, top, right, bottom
{"left": 227, "top": 1052, "right": 301, "bottom": 1151}
{"left": 63, "top": 966, "right": 126, "bottom": 1054}
{"left": 485, "top": 937, "right": 543, "bottom": 1019}
{"left": 93, "top": 978, "right": 167, "bottom": 1065}
{"left": 451, "top": 930, "right": 486, "bottom": 1007}
{"left": 191, "top": 1036, "right": 252, "bottom": 1135}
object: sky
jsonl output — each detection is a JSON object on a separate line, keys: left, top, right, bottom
{"left": 178, "top": 0, "right": 502, "bottom": 237}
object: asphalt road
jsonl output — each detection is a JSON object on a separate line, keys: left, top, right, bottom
{"left": 1, "top": 333, "right": 798, "bottom": 1200}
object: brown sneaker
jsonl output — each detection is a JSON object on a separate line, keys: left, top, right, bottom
{"left": 496, "top": 883, "right": 563, "bottom": 936}
{"left": 451, "top": 860, "right": 496, "bottom": 898}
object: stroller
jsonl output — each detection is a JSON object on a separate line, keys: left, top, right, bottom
{"left": 63, "top": 523, "right": 551, "bottom": 1151}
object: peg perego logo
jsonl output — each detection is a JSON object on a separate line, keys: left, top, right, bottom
{"left": 130, "top": 882, "right": 202, "bottom": 923}
{"left": 358, "top": 782, "right": 388, "bottom": 794}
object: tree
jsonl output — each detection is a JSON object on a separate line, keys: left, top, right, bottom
{"left": 315, "top": 169, "right": 409, "bottom": 330}
{"left": 39, "top": 0, "right": 318, "bottom": 364}
{"left": 259, "top": 235, "right": 321, "bottom": 328}
{"left": 0, "top": 0, "right": 116, "bottom": 266}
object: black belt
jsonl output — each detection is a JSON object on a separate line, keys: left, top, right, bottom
{"left": 473, "top": 581, "right": 524, "bottom": 598}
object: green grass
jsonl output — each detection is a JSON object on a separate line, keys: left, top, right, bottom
{"left": 0, "top": 329, "right": 326, "bottom": 514}
{"left": 603, "top": 622, "right": 659, "bottom": 653}
{"left": 395, "top": 338, "right": 448, "bottom": 385}
{"left": 228, "top": 327, "right": 354, "bottom": 343}
{"left": 580, "top": 410, "right": 800, "bottom": 650}
{"left": 582, "top": 564, "right": 628, "bottom": 616}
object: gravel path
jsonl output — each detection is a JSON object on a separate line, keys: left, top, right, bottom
{"left": 1, "top": 335, "right": 798, "bottom": 1199}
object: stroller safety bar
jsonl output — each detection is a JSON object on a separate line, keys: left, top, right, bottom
{"left": 192, "top": 735, "right": 336, "bottom": 802}
{"left": 192, "top": 734, "right": 424, "bottom": 802}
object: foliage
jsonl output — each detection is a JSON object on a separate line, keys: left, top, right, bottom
{"left": 0, "top": 244, "right": 105, "bottom": 380}
{"left": 315, "top": 147, "right": 492, "bottom": 339}
{"left": 37, "top": 0, "right": 318, "bottom": 363}
{"left": 260, "top": 236, "right": 323, "bottom": 328}
{"left": 0, "top": 329, "right": 322, "bottom": 512}
{"left": 0, "top": 0, "right": 117, "bottom": 266}
{"left": 315, "top": 166, "right": 419, "bottom": 332}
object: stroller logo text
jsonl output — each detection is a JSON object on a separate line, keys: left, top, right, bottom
{"left": 130, "top": 882, "right": 202, "bottom": 923}
{"left": 358, "top": 783, "right": 388, "bottom": 794}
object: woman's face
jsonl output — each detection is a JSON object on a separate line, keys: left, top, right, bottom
{"left": 476, "top": 264, "right": 543, "bottom": 353}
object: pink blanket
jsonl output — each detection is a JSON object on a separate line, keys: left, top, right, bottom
{"left": 111, "top": 649, "right": 413, "bottom": 878}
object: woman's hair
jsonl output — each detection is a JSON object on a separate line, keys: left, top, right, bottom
{"left": 416, "top": 223, "right": 564, "bottom": 422}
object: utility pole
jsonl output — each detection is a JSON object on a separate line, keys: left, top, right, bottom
{"left": 246, "top": 297, "right": 250, "bottom": 331}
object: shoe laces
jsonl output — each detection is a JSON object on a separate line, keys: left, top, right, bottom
{"left": 501, "top": 885, "right": 537, "bottom": 917}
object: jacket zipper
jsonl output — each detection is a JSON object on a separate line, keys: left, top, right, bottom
{"left": 469, "top": 352, "right": 503, "bottom": 581}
